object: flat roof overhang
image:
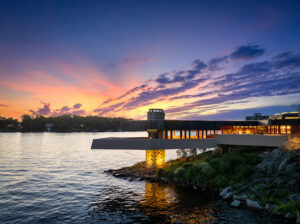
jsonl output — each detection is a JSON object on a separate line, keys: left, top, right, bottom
{"left": 91, "top": 135, "right": 289, "bottom": 150}
{"left": 120, "top": 120, "right": 261, "bottom": 131}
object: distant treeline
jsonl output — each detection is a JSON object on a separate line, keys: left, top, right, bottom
{"left": 0, "top": 114, "right": 132, "bottom": 132}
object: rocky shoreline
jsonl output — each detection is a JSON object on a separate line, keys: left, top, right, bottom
{"left": 105, "top": 137, "right": 300, "bottom": 223}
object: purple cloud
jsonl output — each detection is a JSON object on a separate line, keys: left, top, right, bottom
{"left": 272, "top": 52, "right": 300, "bottom": 70}
{"left": 30, "top": 103, "right": 87, "bottom": 117}
{"left": 31, "top": 102, "right": 51, "bottom": 115}
{"left": 73, "top": 103, "right": 82, "bottom": 109}
{"left": 230, "top": 44, "right": 265, "bottom": 60}
{"left": 208, "top": 56, "right": 228, "bottom": 71}
{"left": 122, "top": 78, "right": 208, "bottom": 110}
{"left": 94, "top": 102, "right": 125, "bottom": 116}
{"left": 72, "top": 110, "right": 86, "bottom": 116}
{"left": 191, "top": 59, "right": 207, "bottom": 71}
{"left": 60, "top": 106, "right": 71, "bottom": 113}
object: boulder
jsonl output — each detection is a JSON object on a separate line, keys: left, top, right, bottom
{"left": 233, "top": 193, "right": 247, "bottom": 201}
{"left": 285, "top": 162, "right": 297, "bottom": 174}
{"left": 220, "top": 186, "right": 231, "bottom": 198}
{"left": 256, "top": 148, "right": 286, "bottom": 174}
{"left": 231, "top": 200, "right": 241, "bottom": 207}
{"left": 265, "top": 203, "right": 276, "bottom": 213}
{"left": 278, "top": 155, "right": 292, "bottom": 174}
{"left": 285, "top": 212, "right": 296, "bottom": 220}
{"left": 223, "top": 191, "right": 233, "bottom": 199}
{"left": 288, "top": 194, "right": 300, "bottom": 202}
{"left": 246, "top": 199, "right": 263, "bottom": 210}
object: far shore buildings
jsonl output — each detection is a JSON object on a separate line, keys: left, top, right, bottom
{"left": 92, "top": 109, "right": 300, "bottom": 168}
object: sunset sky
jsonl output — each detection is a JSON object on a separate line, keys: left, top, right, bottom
{"left": 1, "top": 0, "right": 300, "bottom": 120}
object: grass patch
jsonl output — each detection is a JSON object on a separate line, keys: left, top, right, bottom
{"left": 275, "top": 201, "right": 300, "bottom": 216}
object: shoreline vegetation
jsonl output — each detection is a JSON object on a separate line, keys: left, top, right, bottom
{"left": 106, "top": 138, "right": 300, "bottom": 223}
{"left": 0, "top": 114, "right": 131, "bottom": 132}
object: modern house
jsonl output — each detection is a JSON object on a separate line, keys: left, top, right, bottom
{"left": 92, "top": 109, "right": 300, "bottom": 168}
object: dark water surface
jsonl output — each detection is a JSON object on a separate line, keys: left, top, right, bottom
{"left": 0, "top": 132, "right": 288, "bottom": 223}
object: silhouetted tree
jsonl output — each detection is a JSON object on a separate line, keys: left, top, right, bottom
{"left": 15, "top": 114, "right": 131, "bottom": 132}
{"left": 0, "top": 115, "right": 19, "bottom": 129}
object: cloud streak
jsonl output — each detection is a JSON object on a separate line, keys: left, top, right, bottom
{"left": 93, "top": 44, "right": 300, "bottom": 119}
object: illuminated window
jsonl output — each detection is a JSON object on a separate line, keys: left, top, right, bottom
{"left": 181, "top": 130, "right": 185, "bottom": 139}
{"left": 173, "top": 130, "right": 181, "bottom": 139}
{"left": 207, "top": 130, "right": 214, "bottom": 136}
{"left": 167, "top": 130, "right": 172, "bottom": 139}
{"left": 190, "top": 130, "right": 197, "bottom": 139}
{"left": 280, "top": 125, "right": 286, "bottom": 134}
{"left": 287, "top": 125, "right": 291, "bottom": 134}
{"left": 186, "top": 130, "right": 190, "bottom": 138}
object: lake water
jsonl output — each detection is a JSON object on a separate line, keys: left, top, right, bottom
{"left": 0, "top": 132, "right": 288, "bottom": 223}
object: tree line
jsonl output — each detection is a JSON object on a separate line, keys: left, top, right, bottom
{"left": 0, "top": 114, "right": 132, "bottom": 132}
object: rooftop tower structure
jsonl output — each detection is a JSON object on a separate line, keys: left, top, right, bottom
{"left": 147, "top": 109, "right": 165, "bottom": 121}
{"left": 146, "top": 109, "right": 165, "bottom": 168}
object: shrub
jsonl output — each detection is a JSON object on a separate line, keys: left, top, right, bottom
{"left": 207, "top": 175, "right": 229, "bottom": 188}
{"left": 174, "top": 167, "right": 185, "bottom": 176}
{"left": 156, "top": 146, "right": 261, "bottom": 189}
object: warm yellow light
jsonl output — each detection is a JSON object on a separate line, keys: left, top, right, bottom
{"left": 146, "top": 149, "right": 165, "bottom": 168}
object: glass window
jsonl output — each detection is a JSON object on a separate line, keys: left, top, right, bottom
{"left": 186, "top": 130, "right": 190, "bottom": 138}
{"left": 167, "top": 130, "right": 171, "bottom": 139}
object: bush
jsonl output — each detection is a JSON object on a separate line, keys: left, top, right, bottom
{"left": 207, "top": 175, "right": 229, "bottom": 188}
{"left": 174, "top": 167, "right": 185, "bottom": 176}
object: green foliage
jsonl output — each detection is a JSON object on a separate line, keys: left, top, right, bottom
{"left": 156, "top": 148, "right": 263, "bottom": 189}
{"left": 0, "top": 115, "right": 19, "bottom": 129}
{"left": 17, "top": 114, "right": 130, "bottom": 132}
{"left": 275, "top": 201, "right": 300, "bottom": 216}
{"left": 252, "top": 186, "right": 292, "bottom": 207}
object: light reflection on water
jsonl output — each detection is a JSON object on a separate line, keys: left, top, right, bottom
{"left": 0, "top": 132, "right": 288, "bottom": 224}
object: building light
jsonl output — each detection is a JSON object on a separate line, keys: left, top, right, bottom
{"left": 146, "top": 150, "right": 165, "bottom": 168}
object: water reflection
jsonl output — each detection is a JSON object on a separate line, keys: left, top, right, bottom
{"left": 140, "top": 182, "right": 215, "bottom": 223}
{"left": 142, "top": 182, "right": 176, "bottom": 210}
{"left": 89, "top": 181, "right": 216, "bottom": 223}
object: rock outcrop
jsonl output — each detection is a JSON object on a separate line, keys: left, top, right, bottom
{"left": 222, "top": 138, "right": 300, "bottom": 222}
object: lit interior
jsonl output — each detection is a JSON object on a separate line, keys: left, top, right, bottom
{"left": 146, "top": 149, "right": 165, "bottom": 168}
